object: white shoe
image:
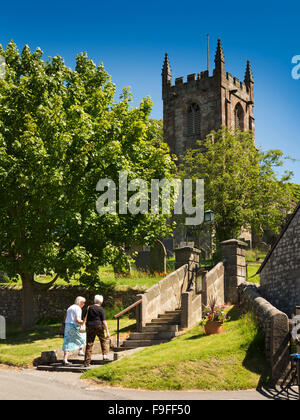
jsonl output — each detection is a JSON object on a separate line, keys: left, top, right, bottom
{"left": 78, "top": 350, "right": 85, "bottom": 356}
{"left": 103, "top": 355, "right": 109, "bottom": 360}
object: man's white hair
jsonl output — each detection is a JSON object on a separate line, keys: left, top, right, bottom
{"left": 94, "top": 295, "right": 104, "bottom": 304}
{"left": 75, "top": 296, "right": 86, "bottom": 305}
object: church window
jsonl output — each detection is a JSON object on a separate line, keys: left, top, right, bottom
{"left": 187, "top": 103, "right": 201, "bottom": 136}
{"left": 234, "top": 103, "right": 244, "bottom": 131}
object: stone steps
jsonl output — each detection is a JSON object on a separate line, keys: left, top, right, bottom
{"left": 163, "top": 310, "right": 181, "bottom": 315}
{"left": 142, "top": 324, "right": 179, "bottom": 333}
{"left": 37, "top": 360, "right": 112, "bottom": 373}
{"left": 122, "top": 339, "right": 169, "bottom": 348}
{"left": 129, "top": 331, "right": 178, "bottom": 341}
{"left": 149, "top": 318, "right": 180, "bottom": 324}
{"left": 119, "top": 309, "right": 181, "bottom": 349}
{"left": 36, "top": 355, "right": 115, "bottom": 373}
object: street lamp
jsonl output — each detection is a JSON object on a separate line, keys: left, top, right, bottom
{"left": 204, "top": 209, "right": 214, "bottom": 223}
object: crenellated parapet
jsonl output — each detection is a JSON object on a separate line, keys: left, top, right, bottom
{"left": 162, "top": 39, "right": 255, "bottom": 155}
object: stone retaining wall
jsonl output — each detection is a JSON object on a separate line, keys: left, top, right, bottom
{"left": 180, "top": 290, "right": 202, "bottom": 329}
{"left": 0, "top": 284, "right": 140, "bottom": 323}
{"left": 238, "top": 282, "right": 290, "bottom": 383}
{"left": 136, "top": 264, "right": 188, "bottom": 331}
{"left": 202, "top": 262, "right": 225, "bottom": 307}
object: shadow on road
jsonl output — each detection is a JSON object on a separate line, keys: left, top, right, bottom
{"left": 257, "top": 384, "right": 299, "bottom": 400}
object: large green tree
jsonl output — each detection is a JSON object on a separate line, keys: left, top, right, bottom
{"left": 180, "top": 127, "right": 294, "bottom": 244}
{"left": 0, "top": 42, "right": 175, "bottom": 329}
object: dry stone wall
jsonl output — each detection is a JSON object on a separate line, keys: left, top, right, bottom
{"left": 0, "top": 285, "right": 140, "bottom": 322}
{"left": 238, "top": 282, "right": 290, "bottom": 383}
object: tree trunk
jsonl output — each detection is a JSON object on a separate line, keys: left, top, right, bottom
{"left": 21, "top": 273, "right": 35, "bottom": 330}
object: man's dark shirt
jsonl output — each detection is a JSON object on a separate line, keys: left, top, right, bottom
{"left": 86, "top": 304, "right": 105, "bottom": 326}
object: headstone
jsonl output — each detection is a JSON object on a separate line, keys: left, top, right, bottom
{"left": 161, "top": 238, "right": 174, "bottom": 257}
{"left": 149, "top": 240, "right": 167, "bottom": 274}
{"left": 180, "top": 241, "right": 194, "bottom": 248}
{"left": 135, "top": 250, "right": 150, "bottom": 272}
{"left": 0, "top": 315, "right": 5, "bottom": 340}
{"left": 174, "top": 246, "right": 200, "bottom": 270}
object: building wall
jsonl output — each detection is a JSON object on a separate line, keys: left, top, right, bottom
{"left": 260, "top": 206, "right": 300, "bottom": 316}
{"left": 163, "top": 73, "right": 220, "bottom": 155}
{"left": 162, "top": 41, "right": 255, "bottom": 156}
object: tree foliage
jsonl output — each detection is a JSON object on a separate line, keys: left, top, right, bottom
{"left": 180, "top": 127, "right": 294, "bottom": 243}
{"left": 0, "top": 42, "right": 175, "bottom": 328}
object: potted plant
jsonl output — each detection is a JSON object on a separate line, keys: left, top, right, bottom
{"left": 202, "top": 295, "right": 227, "bottom": 335}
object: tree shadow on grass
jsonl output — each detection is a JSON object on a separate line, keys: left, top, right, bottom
{"left": 226, "top": 306, "right": 272, "bottom": 388}
{"left": 242, "top": 328, "right": 271, "bottom": 386}
{"left": 5, "top": 321, "right": 61, "bottom": 345}
{"left": 186, "top": 332, "right": 206, "bottom": 341}
{"left": 118, "top": 323, "right": 136, "bottom": 334}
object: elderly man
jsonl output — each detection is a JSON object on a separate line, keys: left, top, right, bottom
{"left": 84, "top": 295, "right": 110, "bottom": 367}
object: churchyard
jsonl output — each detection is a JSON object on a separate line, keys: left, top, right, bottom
{"left": 0, "top": 250, "right": 270, "bottom": 391}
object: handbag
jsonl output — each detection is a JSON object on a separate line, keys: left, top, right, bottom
{"left": 79, "top": 324, "right": 86, "bottom": 333}
{"left": 79, "top": 306, "right": 90, "bottom": 333}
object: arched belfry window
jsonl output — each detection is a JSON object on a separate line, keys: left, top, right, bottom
{"left": 187, "top": 103, "right": 201, "bottom": 136}
{"left": 234, "top": 103, "right": 244, "bottom": 131}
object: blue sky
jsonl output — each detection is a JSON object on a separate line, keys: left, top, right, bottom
{"left": 0, "top": 0, "right": 299, "bottom": 183}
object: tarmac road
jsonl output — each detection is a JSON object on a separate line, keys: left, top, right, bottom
{"left": 0, "top": 366, "right": 297, "bottom": 401}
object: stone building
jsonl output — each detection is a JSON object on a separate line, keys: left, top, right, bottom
{"left": 162, "top": 39, "right": 255, "bottom": 249}
{"left": 258, "top": 201, "right": 300, "bottom": 316}
{"left": 162, "top": 39, "right": 255, "bottom": 155}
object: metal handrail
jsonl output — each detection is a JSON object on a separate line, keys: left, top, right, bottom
{"left": 113, "top": 299, "right": 142, "bottom": 348}
{"left": 114, "top": 299, "right": 142, "bottom": 319}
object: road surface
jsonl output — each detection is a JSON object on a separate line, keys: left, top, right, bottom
{"left": 0, "top": 366, "right": 297, "bottom": 400}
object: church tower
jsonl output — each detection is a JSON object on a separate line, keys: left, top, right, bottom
{"left": 162, "top": 39, "right": 255, "bottom": 156}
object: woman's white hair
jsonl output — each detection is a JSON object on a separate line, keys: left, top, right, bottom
{"left": 75, "top": 296, "right": 86, "bottom": 305}
{"left": 94, "top": 295, "right": 104, "bottom": 304}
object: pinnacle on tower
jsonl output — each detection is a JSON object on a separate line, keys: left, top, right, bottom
{"left": 244, "top": 60, "right": 254, "bottom": 85}
{"left": 162, "top": 53, "right": 172, "bottom": 82}
{"left": 214, "top": 39, "right": 225, "bottom": 65}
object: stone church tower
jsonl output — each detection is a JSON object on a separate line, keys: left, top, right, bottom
{"left": 162, "top": 39, "right": 255, "bottom": 156}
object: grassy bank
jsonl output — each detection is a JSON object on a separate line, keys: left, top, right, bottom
{"left": 0, "top": 265, "right": 166, "bottom": 367}
{"left": 0, "top": 265, "right": 168, "bottom": 290}
{"left": 0, "top": 318, "right": 135, "bottom": 367}
{"left": 246, "top": 264, "right": 261, "bottom": 284}
{"left": 82, "top": 307, "right": 269, "bottom": 390}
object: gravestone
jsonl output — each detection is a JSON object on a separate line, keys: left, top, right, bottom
{"left": 0, "top": 315, "right": 6, "bottom": 340}
{"left": 135, "top": 246, "right": 151, "bottom": 272}
{"left": 149, "top": 240, "right": 167, "bottom": 274}
{"left": 161, "top": 238, "right": 174, "bottom": 257}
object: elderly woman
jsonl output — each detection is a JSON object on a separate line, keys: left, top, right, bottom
{"left": 62, "top": 296, "right": 86, "bottom": 366}
{"left": 84, "top": 295, "right": 110, "bottom": 367}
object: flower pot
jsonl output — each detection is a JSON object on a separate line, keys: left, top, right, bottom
{"left": 204, "top": 321, "right": 223, "bottom": 335}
